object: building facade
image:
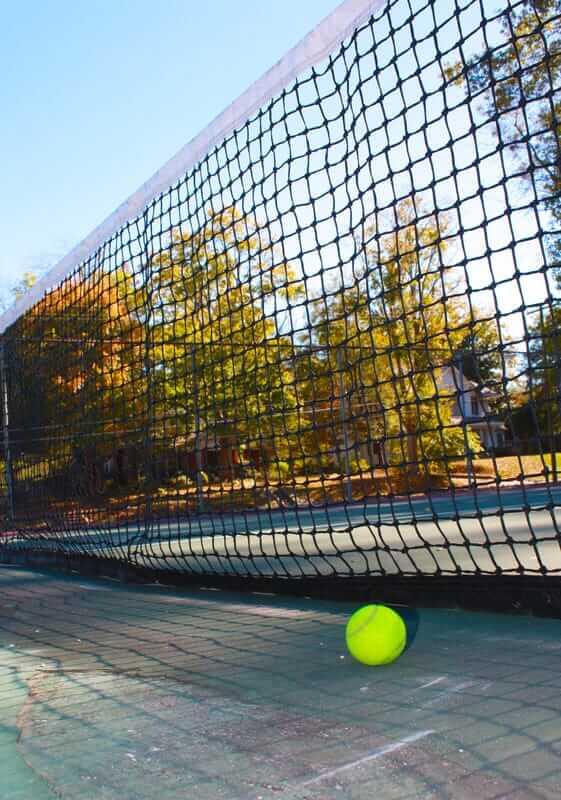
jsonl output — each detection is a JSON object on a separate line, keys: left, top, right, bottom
{"left": 439, "top": 365, "right": 507, "bottom": 451}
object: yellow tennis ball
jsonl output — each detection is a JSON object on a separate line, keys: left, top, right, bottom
{"left": 345, "top": 604, "right": 406, "bottom": 666}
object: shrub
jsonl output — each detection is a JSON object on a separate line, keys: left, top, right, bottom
{"left": 171, "top": 473, "right": 194, "bottom": 488}
{"left": 348, "top": 457, "right": 372, "bottom": 474}
{"left": 267, "top": 461, "right": 292, "bottom": 482}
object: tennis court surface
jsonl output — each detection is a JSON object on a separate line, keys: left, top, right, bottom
{"left": 2, "top": 565, "right": 561, "bottom": 800}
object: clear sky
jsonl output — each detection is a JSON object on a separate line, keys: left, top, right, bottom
{"left": 0, "top": 0, "right": 343, "bottom": 306}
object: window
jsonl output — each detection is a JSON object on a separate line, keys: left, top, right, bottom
{"left": 470, "top": 396, "right": 479, "bottom": 416}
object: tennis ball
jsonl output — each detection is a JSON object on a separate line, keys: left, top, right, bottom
{"left": 345, "top": 604, "right": 406, "bottom": 666}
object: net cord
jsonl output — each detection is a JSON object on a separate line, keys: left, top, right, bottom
{"left": 0, "top": 0, "right": 385, "bottom": 336}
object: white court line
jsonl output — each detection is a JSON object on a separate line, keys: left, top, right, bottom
{"left": 298, "top": 729, "right": 434, "bottom": 787}
{"left": 78, "top": 584, "right": 106, "bottom": 590}
{"left": 418, "top": 681, "right": 474, "bottom": 709}
{"left": 418, "top": 676, "right": 447, "bottom": 690}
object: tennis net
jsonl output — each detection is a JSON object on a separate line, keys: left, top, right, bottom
{"left": 1, "top": 0, "right": 561, "bottom": 607}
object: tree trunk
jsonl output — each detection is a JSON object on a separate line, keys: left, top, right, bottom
{"left": 404, "top": 411, "right": 418, "bottom": 472}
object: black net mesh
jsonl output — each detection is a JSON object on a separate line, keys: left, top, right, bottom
{"left": 1, "top": 0, "right": 561, "bottom": 597}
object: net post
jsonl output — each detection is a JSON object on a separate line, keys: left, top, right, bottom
{"left": 337, "top": 346, "right": 353, "bottom": 504}
{"left": 0, "top": 340, "right": 15, "bottom": 525}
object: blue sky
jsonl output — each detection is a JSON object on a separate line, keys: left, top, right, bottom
{"left": 0, "top": 0, "right": 550, "bottom": 346}
{"left": 0, "top": 0, "right": 342, "bottom": 305}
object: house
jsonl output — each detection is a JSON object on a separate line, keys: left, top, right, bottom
{"left": 438, "top": 365, "right": 507, "bottom": 451}
{"left": 324, "top": 363, "right": 509, "bottom": 471}
{"left": 182, "top": 417, "right": 242, "bottom": 479}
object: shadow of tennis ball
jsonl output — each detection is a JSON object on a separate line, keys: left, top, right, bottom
{"left": 393, "top": 605, "right": 420, "bottom": 651}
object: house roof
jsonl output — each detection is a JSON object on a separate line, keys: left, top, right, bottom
{"left": 440, "top": 365, "right": 499, "bottom": 397}
{"left": 439, "top": 364, "right": 478, "bottom": 391}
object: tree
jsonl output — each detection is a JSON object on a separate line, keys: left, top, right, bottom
{"left": 444, "top": 1, "right": 561, "bottom": 440}
{"left": 12, "top": 271, "right": 38, "bottom": 302}
{"left": 527, "top": 302, "right": 561, "bottom": 436}
{"left": 312, "top": 196, "right": 483, "bottom": 474}
{"left": 454, "top": 317, "right": 505, "bottom": 386}
{"left": 145, "top": 206, "right": 303, "bottom": 474}
{"left": 6, "top": 267, "right": 145, "bottom": 457}
{"left": 445, "top": 0, "right": 561, "bottom": 274}
{"left": 1, "top": 271, "right": 38, "bottom": 312}
{"left": 303, "top": 276, "right": 389, "bottom": 474}
{"left": 364, "top": 197, "right": 486, "bottom": 470}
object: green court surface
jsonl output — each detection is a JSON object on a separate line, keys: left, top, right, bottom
{"left": 1, "top": 567, "right": 561, "bottom": 799}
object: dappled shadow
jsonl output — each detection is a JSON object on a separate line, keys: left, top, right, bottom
{"left": 2, "top": 567, "right": 561, "bottom": 799}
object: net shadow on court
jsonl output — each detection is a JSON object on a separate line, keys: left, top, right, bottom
{"left": 2, "top": 566, "right": 561, "bottom": 800}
